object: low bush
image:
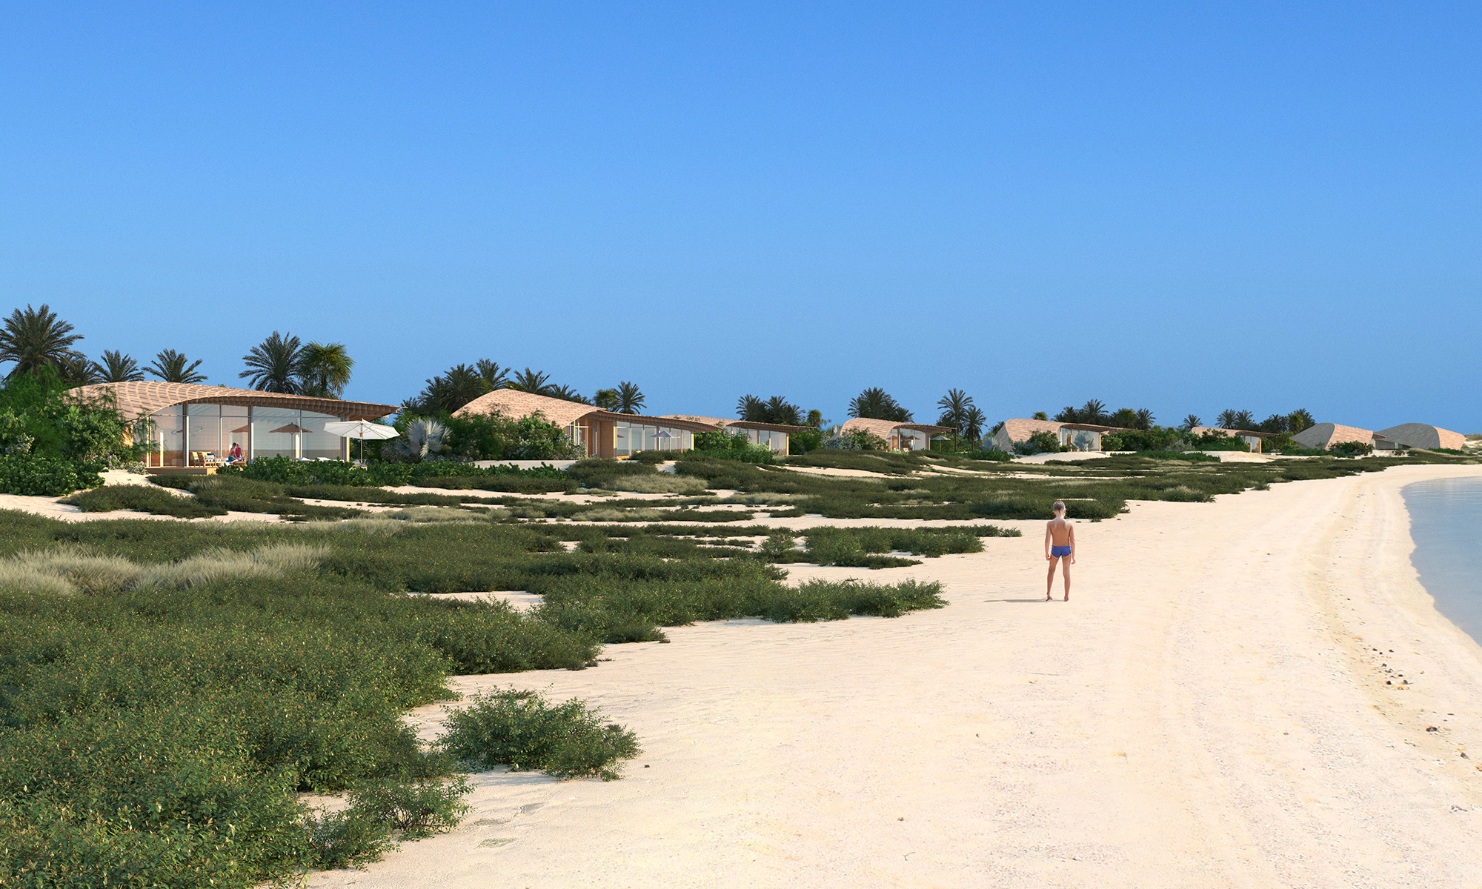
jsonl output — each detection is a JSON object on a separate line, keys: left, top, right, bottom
{"left": 441, "top": 690, "right": 641, "bottom": 781}
{"left": 598, "top": 474, "right": 708, "bottom": 495}
{"left": 1328, "top": 440, "right": 1375, "bottom": 458}
{"left": 693, "top": 430, "right": 777, "bottom": 463}
{"left": 0, "top": 453, "right": 99, "bottom": 496}
{"left": 303, "top": 806, "right": 394, "bottom": 870}
{"left": 63, "top": 484, "right": 226, "bottom": 518}
{"left": 343, "top": 777, "right": 471, "bottom": 839}
{"left": 821, "top": 430, "right": 889, "bottom": 451}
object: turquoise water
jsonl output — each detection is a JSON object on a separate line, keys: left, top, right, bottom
{"left": 1403, "top": 478, "right": 1482, "bottom": 644}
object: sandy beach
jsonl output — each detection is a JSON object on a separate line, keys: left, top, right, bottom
{"left": 312, "top": 463, "right": 1482, "bottom": 889}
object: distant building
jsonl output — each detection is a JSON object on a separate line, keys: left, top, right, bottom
{"left": 1375, "top": 423, "right": 1467, "bottom": 451}
{"left": 454, "top": 389, "right": 714, "bottom": 458}
{"left": 1189, "top": 426, "right": 1271, "bottom": 453}
{"left": 991, "top": 418, "right": 1121, "bottom": 452}
{"left": 840, "top": 417, "right": 952, "bottom": 452}
{"left": 1291, "top": 423, "right": 1375, "bottom": 451}
{"left": 661, "top": 415, "right": 803, "bottom": 454}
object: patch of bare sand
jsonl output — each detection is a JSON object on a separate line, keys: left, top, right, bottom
{"left": 310, "top": 464, "right": 1482, "bottom": 888}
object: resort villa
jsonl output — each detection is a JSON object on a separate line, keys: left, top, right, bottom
{"left": 991, "top": 418, "right": 1121, "bottom": 452}
{"left": 1375, "top": 423, "right": 1467, "bottom": 451}
{"left": 70, "top": 381, "right": 398, "bottom": 471}
{"left": 1291, "top": 423, "right": 1378, "bottom": 451}
{"left": 1190, "top": 426, "right": 1272, "bottom": 453}
{"left": 840, "top": 417, "right": 952, "bottom": 452}
{"left": 661, "top": 415, "right": 803, "bottom": 454}
{"left": 453, "top": 389, "right": 715, "bottom": 458}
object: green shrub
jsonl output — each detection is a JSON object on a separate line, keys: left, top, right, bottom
{"left": 0, "top": 453, "right": 97, "bottom": 496}
{"left": 821, "top": 430, "right": 889, "bottom": 451}
{"left": 788, "top": 427, "right": 824, "bottom": 454}
{"left": 64, "top": 484, "right": 226, "bottom": 518}
{"left": 1328, "top": 440, "right": 1375, "bottom": 458}
{"left": 441, "top": 690, "right": 641, "bottom": 781}
{"left": 303, "top": 806, "right": 394, "bottom": 870}
{"left": 1188, "top": 430, "right": 1251, "bottom": 451}
{"left": 693, "top": 430, "right": 777, "bottom": 463}
{"left": 343, "top": 777, "right": 471, "bottom": 839}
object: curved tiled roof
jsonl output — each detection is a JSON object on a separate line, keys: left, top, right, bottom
{"left": 841, "top": 417, "right": 952, "bottom": 437}
{"left": 68, "top": 381, "right": 397, "bottom": 422}
{"left": 663, "top": 414, "right": 806, "bottom": 433}
{"left": 1291, "top": 423, "right": 1374, "bottom": 450}
{"left": 1376, "top": 423, "right": 1467, "bottom": 450}
{"left": 997, "top": 418, "right": 1064, "bottom": 442}
{"left": 455, "top": 389, "right": 716, "bottom": 432}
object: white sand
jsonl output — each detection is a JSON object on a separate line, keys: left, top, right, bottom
{"left": 299, "top": 463, "right": 1481, "bottom": 886}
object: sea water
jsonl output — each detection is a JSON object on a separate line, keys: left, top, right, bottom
{"left": 1403, "top": 478, "right": 1482, "bottom": 644}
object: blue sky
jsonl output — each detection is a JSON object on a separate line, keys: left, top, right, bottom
{"left": 2, "top": 2, "right": 1478, "bottom": 429}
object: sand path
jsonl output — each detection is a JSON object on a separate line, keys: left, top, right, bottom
{"left": 313, "top": 464, "right": 1482, "bottom": 888}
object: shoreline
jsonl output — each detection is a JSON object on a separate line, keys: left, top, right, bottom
{"left": 312, "top": 464, "right": 1482, "bottom": 888}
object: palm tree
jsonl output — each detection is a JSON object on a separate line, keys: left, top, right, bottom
{"left": 548, "top": 384, "right": 592, "bottom": 404}
{"left": 426, "top": 364, "right": 489, "bottom": 413}
{"left": 148, "top": 349, "right": 206, "bottom": 384}
{"left": 1079, "top": 400, "right": 1108, "bottom": 424}
{"left": 240, "top": 331, "right": 303, "bottom": 393}
{"left": 507, "top": 367, "right": 553, "bottom": 395}
{"left": 1217, "top": 408, "right": 1256, "bottom": 430}
{"left": 297, "top": 342, "right": 354, "bottom": 398}
{"left": 806, "top": 409, "right": 824, "bottom": 429}
{"left": 1032, "top": 411, "right": 1049, "bottom": 421}
{"left": 1256, "top": 413, "right": 1289, "bottom": 434}
{"left": 475, "top": 359, "right": 509, "bottom": 390}
{"left": 1287, "top": 408, "right": 1315, "bottom": 433}
{"left": 1181, "top": 414, "right": 1201, "bottom": 430}
{"left": 0, "top": 304, "right": 84, "bottom": 379}
{"left": 736, "top": 394, "right": 766, "bottom": 421}
{"left": 1108, "top": 407, "right": 1139, "bottom": 430}
{"left": 57, "top": 353, "right": 101, "bottom": 386}
{"left": 593, "top": 388, "right": 620, "bottom": 411}
{"left": 848, "top": 387, "right": 912, "bottom": 422}
{"left": 936, "top": 388, "right": 974, "bottom": 441}
{"left": 763, "top": 396, "right": 802, "bottom": 426}
{"left": 614, "top": 381, "right": 645, "bottom": 414}
{"left": 962, "top": 405, "right": 987, "bottom": 443}
{"left": 93, "top": 350, "right": 144, "bottom": 382}
{"left": 1133, "top": 408, "right": 1154, "bottom": 430}
{"left": 1054, "top": 406, "right": 1079, "bottom": 422}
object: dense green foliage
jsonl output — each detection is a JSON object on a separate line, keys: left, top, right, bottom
{"left": 0, "top": 370, "right": 137, "bottom": 494}
{"left": 442, "top": 690, "right": 642, "bottom": 780}
{"left": 692, "top": 429, "right": 777, "bottom": 463}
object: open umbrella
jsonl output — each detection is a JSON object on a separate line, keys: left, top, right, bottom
{"left": 323, "top": 420, "right": 400, "bottom": 462}
{"left": 270, "top": 423, "right": 310, "bottom": 459}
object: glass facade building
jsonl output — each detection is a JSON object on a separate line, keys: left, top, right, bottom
{"left": 146, "top": 404, "right": 350, "bottom": 468}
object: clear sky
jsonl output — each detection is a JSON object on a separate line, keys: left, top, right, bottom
{"left": 2, "top": 2, "right": 1478, "bottom": 430}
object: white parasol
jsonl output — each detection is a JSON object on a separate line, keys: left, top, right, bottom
{"left": 323, "top": 420, "right": 401, "bottom": 461}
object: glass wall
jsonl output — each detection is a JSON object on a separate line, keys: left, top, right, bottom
{"left": 613, "top": 422, "right": 692, "bottom": 457}
{"left": 147, "top": 403, "right": 351, "bottom": 467}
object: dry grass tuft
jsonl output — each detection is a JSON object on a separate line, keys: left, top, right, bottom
{"left": 138, "top": 543, "right": 329, "bottom": 590}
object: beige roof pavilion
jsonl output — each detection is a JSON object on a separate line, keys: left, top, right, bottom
{"left": 841, "top": 417, "right": 951, "bottom": 451}
{"left": 1375, "top": 423, "right": 1467, "bottom": 451}
{"left": 1291, "top": 423, "right": 1375, "bottom": 450}
{"left": 454, "top": 389, "right": 715, "bottom": 458}
{"left": 70, "top": 381, "right": 397, "bottom": 423}
{"left": 662, "top": 414, "right": 805, "bottom": 454}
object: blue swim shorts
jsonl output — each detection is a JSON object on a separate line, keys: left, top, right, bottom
{"left": 1050, "top": 545, "right": 1072, "bottom": 558}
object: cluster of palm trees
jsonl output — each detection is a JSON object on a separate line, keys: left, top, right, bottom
{"left": 935, "top": 389, "right": 988, "bottom": 443}
{"left": 736, "top": 394, "right": 807, "bottom": 426}
{"left": 1053, "top": 400, "right": 1156, "bottom": 429}
{"left": 240, "top": 331, "right": 354, "bottom": 397}
{"left": 847, "top": 387, "right": 913, "bottom": 423}
{"left": 0, "top": 306, "right": 356, "bottom": 398}
{"left": 402, "top": 358, "right": 647, "bottom": 416}
{"left": 0, "top": 304, "right": 208, "bottom": 385}
{"left": 1187, "top": 408, "right": 1315, "bottom": 435}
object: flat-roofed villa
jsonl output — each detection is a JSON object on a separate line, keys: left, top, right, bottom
{"left": 1375, "top": 423, "right": 1467, "bottom": 451}
{"left": 454, "top": 389, "right": 715, "bottom": 458}
{"left": 991, "top": 418, "right": 1121, "bottom": 453}
{"left": 70, "top": 381, "right": 398, "bottom": 471}
{"left": 1291, "top": 422, "right": 1375, "bottom": 451}
{"left": 1190, "top": 426, "right": 1272, "bottom": 453}
{"left": 661, "top": 415, "right": 803, "bottom": 454}
{"left": 840, "top": 417, "right": 952, "bottom": 452}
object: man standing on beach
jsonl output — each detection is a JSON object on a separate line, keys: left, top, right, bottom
{"left": 1045, "top": 500, "right": 1075, "bottom": 601}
